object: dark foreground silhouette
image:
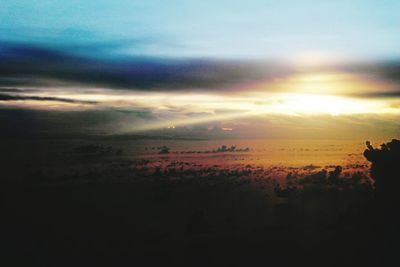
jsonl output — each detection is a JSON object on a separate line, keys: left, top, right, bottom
{"left": 1, "top": 139, "right": 400, "bottom": 266}
{"left": 364, "top": 139, "right": 400, "bottom": 201}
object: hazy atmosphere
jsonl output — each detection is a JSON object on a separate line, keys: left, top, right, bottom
{"left": 1, "top": 0, "right": 400, "bottom": 139}
{"left": 1, "top": 1, "right": 400, "bottom": 266}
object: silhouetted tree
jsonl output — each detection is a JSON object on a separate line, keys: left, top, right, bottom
{"left": 364, "top": 139, "right": 400, "bottom": 202}
{"left": 158, "top": 146, "right": 170, "bottom": 154}
{"left": 328, "top": 166, "right": 342, "bottom": 184}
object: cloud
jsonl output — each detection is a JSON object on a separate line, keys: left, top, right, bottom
{"left": 0, "top": 93, "right": 97, "bottom": 104}
{"left": 355, "top": 91, "right": 400, "bottom": 98}
{"left": 0, "top": 87, "right": 33, "bottom": 93}
{"left": 341, "top": 61, "right": 400, "bottom": 94}
{"left": 356, "top": 62, "right": 400, "bottom": 82}
{"left": 0, "top": 41, "right": 292, "bottom": 92}
{"left": 2, "top": 41, "right": 400, "bottom": 98}
{"left": 0, "top": 107, "right": 159, "bottom": 138}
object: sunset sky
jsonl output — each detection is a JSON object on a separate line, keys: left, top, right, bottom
{"left": 1, "top": 0, "right": 400, "bottom": 139}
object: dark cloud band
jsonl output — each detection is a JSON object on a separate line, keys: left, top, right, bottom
{"left": 0, "top": 41, "right": 290, "bottom": 91}
{"left": 0, "top": 93, "right": 97, "bottom": 104}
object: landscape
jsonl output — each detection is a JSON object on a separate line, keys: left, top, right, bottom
{"left": 1, "top": 1, "right": 400, "bottom": 266}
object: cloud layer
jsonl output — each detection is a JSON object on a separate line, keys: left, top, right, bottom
{"left": 0, "top": 42, "right": 292, "bottom": 92}
{"left": 1, "top": 41, "right": 400, "bottom": 138}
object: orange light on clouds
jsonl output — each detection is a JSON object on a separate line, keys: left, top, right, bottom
{"left": 2, "top": 69, "right": 400, "bottom": 134}
{"left": 222, "top": 127, "right": 233, "bottom": 131}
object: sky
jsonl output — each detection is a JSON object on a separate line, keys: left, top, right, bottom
{"left": 0, "top": 0, "right": 400, "bottom": 139}
{"left": 1, "top": 0, "right": 400, "bottom": 59}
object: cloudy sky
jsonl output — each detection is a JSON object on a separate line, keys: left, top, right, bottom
{"left": 1, "top": 0, "right": 400, "bottom": 138}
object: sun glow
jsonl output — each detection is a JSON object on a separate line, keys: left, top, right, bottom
{"left": 270, "top": 93, "right": 377, "bottom": 116}
{"left": 255, "top": 71, "right": 392, "bottom": 96}
{"left": 2, "top": 70, "right": 400, "bottom": 133}
{"left": 291, "top": 52, "right": 343, "bottom": 67}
